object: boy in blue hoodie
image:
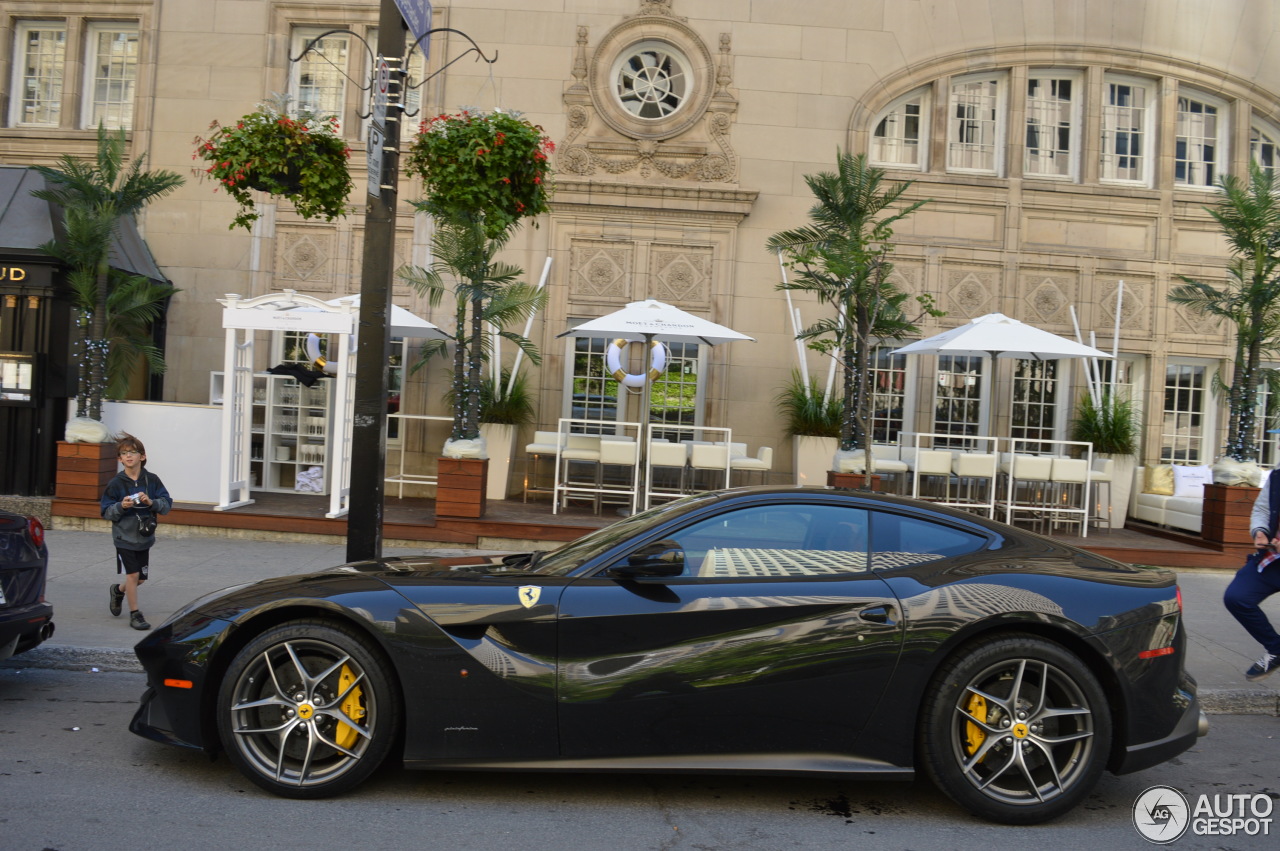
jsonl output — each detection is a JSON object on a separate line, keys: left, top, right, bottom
{"left": 100, "top": 433, "right": 171, "bottom": 630}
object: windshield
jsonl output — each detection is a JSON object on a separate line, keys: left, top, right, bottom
{"left": 529, "top": 493, "right": 716, "bottom": 575}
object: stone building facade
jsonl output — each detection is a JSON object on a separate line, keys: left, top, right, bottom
{"left": 3, "top": 0, "right": 1277, "bottom": 488}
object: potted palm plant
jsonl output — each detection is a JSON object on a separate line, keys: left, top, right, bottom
{"left": 775, "top": 371, "right": 841, "bottom": 486}
{"left": 479, "top": 368, "right": 537, "bottom": 500}
{"left": 1070, "top": 391, "right": 1140, "bottom": 528}
{"left": 400, "top": 107, "right": 553, "bottom": 518}
{"left": 193, "top": 97, "right": 353, "bottom": 231}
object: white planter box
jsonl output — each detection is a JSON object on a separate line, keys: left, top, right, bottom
{"left": 479, "top": 422, "right": 517, "bottom": 500}
{"left": 793, "top": 435, "right": 838, "bottom": 486}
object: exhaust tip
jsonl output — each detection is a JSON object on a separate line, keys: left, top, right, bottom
{"left": 40, "top": 621, "right": 55, "bottom": 641}
{"left": 1197, "top": 709, "right": 1210, "bottom": 738}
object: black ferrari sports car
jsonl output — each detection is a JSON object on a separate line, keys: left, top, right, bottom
{"left": 130, "top": 486, "right": 1205, "bottom": 824}
{"left": 0, "top": 509, "right": 53, "bottom": 662}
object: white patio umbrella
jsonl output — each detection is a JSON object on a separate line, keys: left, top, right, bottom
{"left": 323, "top": 294, "right": 450, "bottom": 340}
{"left": 890, "top": 312, "right": 1112, "bottom": 438}
{"left": 558, "top": 300, "right": 754, "bottom": 421}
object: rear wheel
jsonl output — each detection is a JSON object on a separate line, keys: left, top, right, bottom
{"left": 919, "top": 634, "right": 1111, "bottom": 824}
{"left": 216, "top": 620, "right": 400, "bottom": 798}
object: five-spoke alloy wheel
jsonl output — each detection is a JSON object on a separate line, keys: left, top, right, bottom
{"left": 217, "top": 620, "right": 401, "bottom": 798}
{"left": 920, "top": 634, "right": 1112, "bottom": 824}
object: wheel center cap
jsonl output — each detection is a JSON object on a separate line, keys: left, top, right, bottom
{"left": 1012, "top": 722, "right": 1029, "bottom": 739}
{"left": 297, "top": 703, "right": 315, "bottom": 720}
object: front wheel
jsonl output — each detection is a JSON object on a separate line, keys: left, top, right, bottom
{"left": 919, "top": 634, "right": 1112, "bottom": 824}
{"left": 216, "top": 620, "right": 401, "bottom": 798}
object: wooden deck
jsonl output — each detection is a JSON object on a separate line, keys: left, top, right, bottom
{"left": 51, "top": 490, "right": 1248, "bottom": 569}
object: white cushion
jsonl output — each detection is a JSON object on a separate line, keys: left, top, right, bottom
{"left": 1172, "top": 464, "right": 1213, "bottom": 498}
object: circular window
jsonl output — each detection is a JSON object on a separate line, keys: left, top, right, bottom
{"left": 612, "top": 40, "right": 691, "bottom": 121}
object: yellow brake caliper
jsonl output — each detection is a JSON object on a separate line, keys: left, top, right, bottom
{"left": 335, "top": 664, "right": 365, "bottom": 750}
{"left": 964, "top": 693, "right": 988, "bottom": 760}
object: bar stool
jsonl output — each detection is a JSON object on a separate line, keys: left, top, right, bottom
{"left": 731, "top": 446, "right": 774, "bottom": 486}
{"left": 553, "top": 435, "right": 601, "bottom": 513}
{"left": 1049, "top": 457, "right": 1091, "bottom": 535}
{"left": 523, "top": 430, "right": 561, "bottom": 502}
{"left": 598, "top": 438, "right": 640, "bottom": 514}
{"left": 912, "top": 449, "right": 954, "bottom": 501}
{"left": 689, "top": 442, "right": 733, "bottom": 491}
{"left": 952, "top": 452, "right": 999, "bottom": 517}
{"left": 1003, "top": 454, "right": 1054, "bottom": 530}
{"left": 1090, "top": 457, "right": 1114, "bottom": 531}
{"left": 646, "top": 440, "right": 689, "bottom": 507}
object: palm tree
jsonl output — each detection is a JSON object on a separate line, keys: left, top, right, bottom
{"left": 766, "top": 152, "right": 935, "bottom": 462}
{"left": 1169, "top": 162, "right": 1280, "bottom": 462}
{"left": 399, "top": 217, "right": 547, "bottom": 446}
{"left": 31, "top": 125, "right": 183, "bottom": 420}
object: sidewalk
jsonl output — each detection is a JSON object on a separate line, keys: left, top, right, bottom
{"left": 5, "top": 527, "right": 1279, "bottom": 714}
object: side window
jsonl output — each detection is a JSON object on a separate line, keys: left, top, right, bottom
{"left": 657, "top": 504, "right": 869, "bottom": 578}
{"left": 869, "top": 512, "right": 986, "bottom": 570}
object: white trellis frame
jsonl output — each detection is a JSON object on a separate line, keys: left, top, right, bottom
{"left": 216, "top": 290, "right": 357, "bottom": 518}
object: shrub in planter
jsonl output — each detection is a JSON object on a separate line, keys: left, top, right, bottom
{"left": 194, "top": 98, "right": 353, "bottom": 231}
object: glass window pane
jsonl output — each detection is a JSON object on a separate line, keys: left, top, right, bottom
{"left": 1025, "top": 76, "right": 1074, "bottom": 178}
{"left": 86, "top": 26, "right": 137, "bottom": 129}
{"left": 948, "top": 78, "right": 1000, "bottom": 173}
{"left": 12, "top": 24, "right": 65, "bottom": 126}
{"left": 1252, "top": 124, "right": 1279, "bottom": 174}
{"left": 1101, "top": 81, "right": 1149, "bottom": 183}
{"left": 1161, "top": 363, "right": 1207, "bottom": 463}
{"left": 872, "top": 97, "right": 923, "bottom": 167}
{"left": 933, "top": 355, "right": 984, "bottom": 448}
{"left": 1175, "top": 95, "right": 1220, "bottom": 187}
{"left": 292, "top": 29, "right": 349, "bottom": 124}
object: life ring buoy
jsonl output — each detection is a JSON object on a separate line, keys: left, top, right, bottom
{"left": 606, "top": 339, "right": 667, "bottom": 387}
{"left": 305, "top": 333, "right": 338, "bottom": 375}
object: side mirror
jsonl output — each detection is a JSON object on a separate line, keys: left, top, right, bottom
{"left": 610, "top": 539, "right": 684, "bottom": 578}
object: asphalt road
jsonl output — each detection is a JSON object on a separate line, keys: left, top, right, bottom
{"left": 2, "top": 667, "right": 1277, "bottom": 851}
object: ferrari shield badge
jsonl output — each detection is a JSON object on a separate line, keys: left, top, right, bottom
{"left": 518, "top": 586, "right": 541, "bottom": 608}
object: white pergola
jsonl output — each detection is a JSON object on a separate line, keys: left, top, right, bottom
{"left": 215, "top": 290, "right": 359, "bottom": 518}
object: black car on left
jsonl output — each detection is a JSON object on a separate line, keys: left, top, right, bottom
{"left": 0, "top": 510, "right": 53, "bottom": 661}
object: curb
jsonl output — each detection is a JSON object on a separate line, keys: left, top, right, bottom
{"left": 4, "top": 646, "right": 1278, "bottom": 715}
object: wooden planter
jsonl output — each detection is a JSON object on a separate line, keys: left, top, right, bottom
{"left": 436, "top": 457, "right": 489, "bottom": 519}
{"left": 56, "top": 440, "right": 118, "bottom": 501}
{"left": 1201, "top": 482, "right": 1260, "bottom": 544}
{"left": 827, "top": 471, "right": 882, "bottom": 491}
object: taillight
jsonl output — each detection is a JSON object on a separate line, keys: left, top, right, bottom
{"left": 1176, "top": 586, "right": 1183, "bottom": 615}
{"left": 27, "top": 516, "right": 45, "bottom": 549}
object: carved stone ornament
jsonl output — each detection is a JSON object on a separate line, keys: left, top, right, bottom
{"left": 559, "top": 1, "right": 739, "bottom": 184}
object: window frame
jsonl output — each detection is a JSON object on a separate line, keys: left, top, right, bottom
{"left": 288, "top": 26, "right": 352, "bottom": 131}
{"left": 1251, "top": 118, "right": 1280, "bottom": 175}
{"left": 8, "top": 20, "right": 67, "bottom": 128}
{"left": 78, "top": 22, "right": 139, "bottom": 130}
{"left": 1100, "top": 74, "right": 1157, "bottom": 187}
{"left": 1174, "top": 87, "right": 1229, "bottom": 190}
{"left": 946, "top": 72, "right": 1008, "bottom": 177}
{"left": 1160, "top": 359, "right": 1216, "bottom": 464}
{"left": 870, "top": 88, "right": 930, "bottom": 171}
{"left": 1023, "top": 70, "right": 1082, "bottom": 182}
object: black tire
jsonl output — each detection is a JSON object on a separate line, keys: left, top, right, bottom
{"left": 918, "top": 633, "right": 1111, "bottom": 824}
{"left": 216, "top": 619, "right": 401, "bottom": 798}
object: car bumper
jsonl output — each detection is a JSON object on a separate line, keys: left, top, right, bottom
{"left": 1113, "top": 678, "right": 1206, "bottom": 775}
{"left": 0, "top": 601, "right": 54, "bottom": 661}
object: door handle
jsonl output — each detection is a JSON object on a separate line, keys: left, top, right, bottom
{"left": 859, "top": 605, "right": 894, "bottom": 624}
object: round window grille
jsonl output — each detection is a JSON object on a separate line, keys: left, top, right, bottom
{"left": 612, "top": 40, "right": 691, "bottom": 120}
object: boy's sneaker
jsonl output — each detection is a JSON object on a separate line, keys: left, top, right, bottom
{"left": 1245, "top": 652, "right": 1279, "bottom": 681}
{"left": 129, "top": 611, "right": 151, "bottom": 631}
{"left": 109, "top": 583, "right": 124, "bottom": 617}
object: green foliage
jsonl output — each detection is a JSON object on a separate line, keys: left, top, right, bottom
{"left": 1169, "top": 162, "right": 1280, "bottom": 462}
{"left": 399, "top": 219, "right": 546, "bottom": 441}
{"left": 194, "top": 98, "right": 353, "bottom": 231}
{"left": 767, "top": 151, "right": 935, "bottom": 454}
{"left": 31, "top": 125, "right": 183, "bottom": 418}
{"left": 404, "top": 108, "right": 554, "bottom": 239}
{"left": 1070, "top": 392, "right": 1139, "bottom": 456}
{"left": 446, "top": 369, "right": 537, "bottom": 425}
{"left": 775, "top": 371, "right": 842, "bottom": 437}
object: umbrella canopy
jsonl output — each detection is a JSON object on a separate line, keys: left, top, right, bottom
{"left": 890, "top": 313, "right": 1110, "bottom": 361}
{"left": 557, "top": 299, "right": 755, "bottom": 346}
{"left": 324, "top": 294, "right": 450, "bottom": 340}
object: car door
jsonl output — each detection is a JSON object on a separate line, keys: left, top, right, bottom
{"left": 556, "top": 499, "right": 904, "bottom": 760}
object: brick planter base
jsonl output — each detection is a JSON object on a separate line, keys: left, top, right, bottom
{"left": 1201, "top": 482, "right": 1260, "bottom": 544}
{"left": 827, "top": 471, "right": 882, "bottom": 491}
{"left": 55, "top": 441, "right": 118, "bottom": 501}
{"left": 437, "top": 457, "right": 489, "bottom": 518}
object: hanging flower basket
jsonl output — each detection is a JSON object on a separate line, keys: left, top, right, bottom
{"left": 194, "top": 100, "right": 353, "bottom": 231}
{"left": 403, "top": 107, "right": 554, "bottom": 238}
